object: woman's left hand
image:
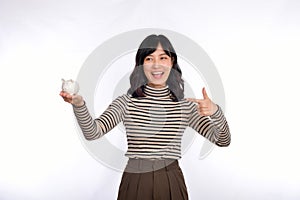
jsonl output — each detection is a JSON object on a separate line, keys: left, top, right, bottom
{"left": 186, "top": 87, "right": 218, "bottom": 116}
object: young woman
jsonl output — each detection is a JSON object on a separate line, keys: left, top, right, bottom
{"left": 60, "top": 34, "right": 231, "bottom": 200}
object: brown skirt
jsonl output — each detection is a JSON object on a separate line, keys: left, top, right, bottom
{"left": 117, "top": 158, "right": 189, "bottom": 200}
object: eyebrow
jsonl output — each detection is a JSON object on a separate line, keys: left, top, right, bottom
{"left": 159, "top": 53, "right": 168, "bottom": 56}
{"left": 147, "top": 53, "right": 168, "bottom": 57}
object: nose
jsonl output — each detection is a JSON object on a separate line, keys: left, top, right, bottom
{"left": 152, "top": 58, "right": 162, "bottom": 68}
{"left": 152, "top": 63, "right": 160, "bottom": 69}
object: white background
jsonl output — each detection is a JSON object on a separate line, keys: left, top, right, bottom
{"left": 1, "top": 0, "right": 300, "bottom": 199}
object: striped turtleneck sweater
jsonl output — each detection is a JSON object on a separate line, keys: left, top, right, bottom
{"left": 73, "top": 85, "right": 230, "bottom": 160}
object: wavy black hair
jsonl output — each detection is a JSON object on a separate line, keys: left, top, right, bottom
{"left": 127, "top": 34, "right": 184, "bottom": 101}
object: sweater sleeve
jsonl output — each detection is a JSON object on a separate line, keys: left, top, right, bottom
{"left": 72, "top": 95, "right": 127, "bottom": 140}
{"left": 188, "top": 103, "right": 231, "bottom": 147}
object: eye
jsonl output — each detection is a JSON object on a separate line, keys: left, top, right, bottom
{"left": 160, "top": 56, "right": 168, "bottom": 60}
{"left": 145, "top": 57, "right": 153, "bottom": 61}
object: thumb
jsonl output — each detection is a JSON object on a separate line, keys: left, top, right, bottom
{"left": 202, "top": 87, "right": 209, "bottom": 99}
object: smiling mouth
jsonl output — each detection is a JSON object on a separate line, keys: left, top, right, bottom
{"left": 151, "top": 71, "right": 164, "bottom": 79}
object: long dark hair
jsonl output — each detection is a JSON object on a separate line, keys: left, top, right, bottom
{"left": 127, "top": 34, "right": 184, "bottom": 101}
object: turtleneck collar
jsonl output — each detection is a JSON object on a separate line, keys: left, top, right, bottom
{"left": 144, "top": 84, "right": 171, "bottom": 99}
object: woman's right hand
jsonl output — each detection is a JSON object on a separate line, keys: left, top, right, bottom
{"left": 59, "top": 91, "right": 84, "bottom": 107}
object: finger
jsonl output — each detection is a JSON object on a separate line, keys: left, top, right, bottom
{"left": 200, "top": 111, "right": 210, "bottom": 116}
{"left": 202, "top": 87, "right": 209, "bottom": 99}
{"left": 64, "top": 92, "right": 73, "bottom": 99}
{"left": 186, "top": 98, "right": 198, "bottom": 103}
{"left": 62, "top": 96, "right": 70, "bottom": 102}
{"left": 59, "top": 91, "right": 66, "bottom": 97}
{"left": 199, "top": 104, "right": 209, "bottom": 109}
{"left": 197, "top": 107, "right": 209, "bottom": 116}
{"left": 60, "top": 92, "right": 73, "bottom": 101}
{"left": 200, "top": 106, "right": 210, "bottom": 112}
{"left": 60, "top": 91, "right": 69, "bottom": 98}
{"left": 199, "top": 107, "right": 209, "bottom": 116}
{"left": 195, "top": 98, "right": 209, "bottom": 106}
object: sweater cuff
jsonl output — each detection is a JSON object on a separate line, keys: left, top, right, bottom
{"left": 72, "top": 101, "right": 86, "bottom": 109}
{"left": 210, "top": 104, "right": 222, "bottom": 118}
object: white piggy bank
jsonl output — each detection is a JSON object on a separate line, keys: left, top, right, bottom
{"left": 61, "top": 79, "right": 79, "bottom": 95}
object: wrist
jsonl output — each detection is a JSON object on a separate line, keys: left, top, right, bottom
{"left": 73, "top": 101, "right": 84, "bottom": 107}
{"left": 212, "top": 103, "right": 218, "bottom": 115}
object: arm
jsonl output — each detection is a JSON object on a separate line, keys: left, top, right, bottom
{"left": 186, "top": 87, "right": 231, "bottom": 146}
{"left": 72, "top": 96, "right": 126, "bottom": 140}
{"left": 188, "top": 103, "right": 231, "bottom": 146}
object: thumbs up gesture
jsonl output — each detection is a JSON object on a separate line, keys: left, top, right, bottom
{"left": 186, "top": 87, "right": 218, "bottom": 116}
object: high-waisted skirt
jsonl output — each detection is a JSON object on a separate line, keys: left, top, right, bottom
{"left": 117, "top": 158, "right": 189, "bottom": 200}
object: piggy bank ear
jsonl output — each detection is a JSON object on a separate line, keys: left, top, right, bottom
{"left": 61, "top": 78, "right": 65, "bottom": 83}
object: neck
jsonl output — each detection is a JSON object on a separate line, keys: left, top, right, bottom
{"left": 144, "top": 84, "right": 170, "bottom": 99}
{"left": 147, "top": 83, "right": 166, "bottom": 89}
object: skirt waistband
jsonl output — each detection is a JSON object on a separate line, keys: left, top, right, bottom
{"left": 124, "top": 158, "right": 178, "bottom": 173}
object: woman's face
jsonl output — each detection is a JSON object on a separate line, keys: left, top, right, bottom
{"left": 143, "top": 43, "right": 173, "bottom": 88}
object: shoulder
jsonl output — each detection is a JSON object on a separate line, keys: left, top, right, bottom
{"left": 106, "top": 94, "right": 131, "bottom": 112}
{"left": 112, "top": 94, "right": 131, "bottom": 104}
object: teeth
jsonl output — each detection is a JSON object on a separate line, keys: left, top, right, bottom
{"left": 152, "top": 72, "right": 163, "bottom": 75}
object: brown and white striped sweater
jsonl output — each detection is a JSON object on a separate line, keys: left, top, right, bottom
{"left": 73, "top": 85, "right": 230, "bottom": 160}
